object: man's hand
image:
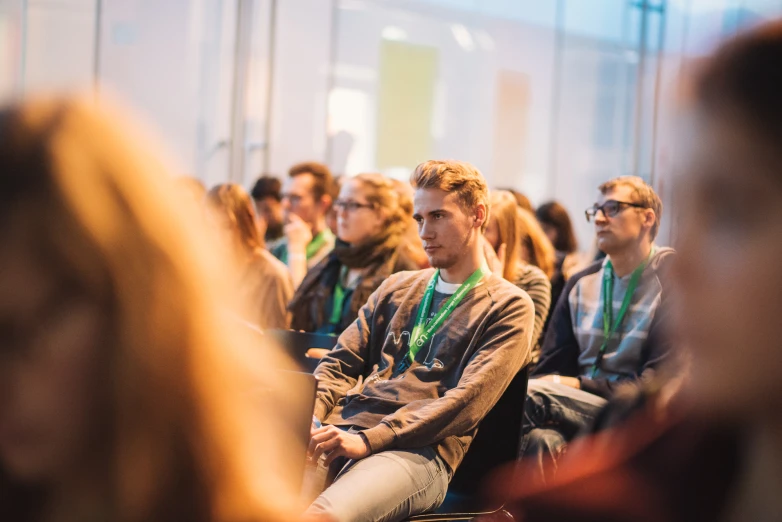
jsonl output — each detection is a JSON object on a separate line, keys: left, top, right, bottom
{"left": 309, "top": 425, "right": 371, "bottom": 465}
{"left": 537, "top": 374, "right": 581, "bottom": 389}
{"left": 285, "top": 213, "right": 313, "bottom": 252}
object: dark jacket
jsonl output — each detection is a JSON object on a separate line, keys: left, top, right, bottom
{"left": 288, "top": 245, "right": 418, "bottom": 334}
{"left": 534, "top": 248, "right": 676, "bottom": 399}
{"left": 486, "top": 406, "right": 741, "bottom": 522}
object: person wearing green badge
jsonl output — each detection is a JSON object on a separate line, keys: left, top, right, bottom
{"left": 270, "top": 162, "right": 336, "bottom": 288}
{"left": 288, "top": 173, "right": 419, "bottom": 336}
{"left": 303, "top": 161, "right": 535, "bottom": 522}
{"left": 520, "top": 176, "right": 676, "bottom": 483}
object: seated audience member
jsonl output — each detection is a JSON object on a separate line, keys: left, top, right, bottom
{"left": 270, "top": 162, "right": 336, "bottom": 288}
{"left": 536, "top": 201, "right": 579, "bottom": 334}
{"left": 521, "top": 175, "right": 675, "bottom": 481}
{"left": 250, "top": 175, "right": 285, "bottom": 247}
{"left": 0, "top": 98, "right": 298, "bottom": 522}
{"left": 303, "top": 160, "right": 535, "bottom": 522}
{"left": 207, "top": 183, "right": 293, "bottom": 330}
{"left": 288, "top": 173, "right": 418, "bottom": 335}
{"left": 488, "top": 23, "right": 782, "bottom": 522}
{"left": 484, "top": 190, "right": 551, "bottom": 349}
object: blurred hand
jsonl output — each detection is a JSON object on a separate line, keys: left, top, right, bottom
{"left": 482, "top": 236, "right": 506, "bottom": 276}
{"left": 309, "top": 425, "right": 371, "bottom": 465}
{"left": 538, "top": 374, "right": 581, "bottom": 389}
{"left": 285, "top": 213, "right": 313, "bottom": 251}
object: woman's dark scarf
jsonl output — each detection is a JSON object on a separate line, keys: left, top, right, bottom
{"left": 288, "top": 223, "right": 413, "bottom": 333}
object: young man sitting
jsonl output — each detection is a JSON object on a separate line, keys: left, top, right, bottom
{"left": 521, "top": 176, "right": 676, "bottom": 482}
{"left": 303, "top": 160, "right": 535, "bottom": 522}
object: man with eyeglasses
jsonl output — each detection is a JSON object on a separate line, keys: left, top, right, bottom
{"left": 520, "top": 176, "right": 676, "bottom": 482}
{"left": 270, "top": 162, "right": 336, "bottom": 288}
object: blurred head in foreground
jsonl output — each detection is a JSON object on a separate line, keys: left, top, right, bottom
{"left": 0, "top": 97, "right": 296, "bottom": 521}
{"left": 676, "top": 22, "right": 782, "bottom": 418}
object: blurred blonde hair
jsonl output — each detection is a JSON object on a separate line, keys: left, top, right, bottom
{"left": 0, "top": 97, "right": 297, "bottom": 521}
{"left": 489, "top": 190, "right": 524, "bottom": 282}
{"left": 518, "top": 207, "right": 556, "bottom": 279}
{"left": 207, "top": 183, "right": 266, "bottom": 253}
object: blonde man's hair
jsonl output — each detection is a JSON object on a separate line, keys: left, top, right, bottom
{"left": 410, "top": 160, "right": 490, "bottom": 232}
{"left": 599, "top": 176, "right": 663, "bottom": 240}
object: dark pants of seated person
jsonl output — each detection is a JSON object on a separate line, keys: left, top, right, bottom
{"left": 519, "top": 379, "right": 608, "bottom": 483}
{"left": 302, "top": 427, "right": 450, "bottom": 522}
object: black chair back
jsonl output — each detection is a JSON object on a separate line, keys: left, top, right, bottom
{"left": 265, "top": 329, "right": 338, "bottom": 372}
{"left": 449, "top": 366, "right": 529, "bottom": 500}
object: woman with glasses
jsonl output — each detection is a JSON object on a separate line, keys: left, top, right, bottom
{"left": 206, "top": 183, "right": 294, "bottom": 330}
{"left": 288, "top": 173, "right": 418, "bottom": 335}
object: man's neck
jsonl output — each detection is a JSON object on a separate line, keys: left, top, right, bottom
{"left": 310, "top": 219, "right": 326, "bottom": 240}
{"left": 607, "top": 241, "right": 653, "bottom": 278}
{"left": 439, "top": 242, "right": 485, "bottom": 284}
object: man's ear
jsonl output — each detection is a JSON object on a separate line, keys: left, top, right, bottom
{"left": 642, "top": 209, "right": 656, "bottom": 232}
{"left": 474, "top": 203, "right": 487, "bottom": 230}
{"left": 319, "top": 194, "right": 333, "bottom": 213}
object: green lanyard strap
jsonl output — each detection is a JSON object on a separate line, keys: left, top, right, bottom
{"left": 280, "top": 229, "right": 331, "bottom": 264}
{"left": 328, "top": 266, "right": 349, "bottom": 328}
{"left": 590, "top": 249, "right": 655, "bottom": 378}
{"left": 397, "top": 266, "right": 489, "bottom": 374}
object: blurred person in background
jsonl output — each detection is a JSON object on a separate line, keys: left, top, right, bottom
{"left": 177, "top": 176, "right": 207, "bottom": 204}
{"left": 517, "top": 208, "right": 556, "bottom": 285}
{"left": 499, "top": 187, "right": 535, "bottom": 213}
{"left": 486, "top": 21, "right": 782, "bottom": 522}
{"left": 536, "top": 201, "right": 578, "bottom": 256}
{"left": 536, "top": 201, "right": 579, "bottom": 336}
{"left": 271, "top": 162, "right": 336, "bottom": 288}
{"left": 521, "top": 176, "right": 675, "bottom": 482}
{"left": 250, "top": 175, "right": 285, "bottom": 248}
{"left": 288, "top": 173, "right": 418, "bottom": 336}
{"left": 325, "top": 174, "right": 344, "bottom": 238}
{"left": 484, "top": 190, "right": 551, "bottom": 353}
{"left": 0, "top": 98, "right": 299, "bottom": 522}
{"left": 390, "top": 178, "right": 429, "bottom": 269}
{"left": 206, "top": 183, "right": 293, "bottom": 330}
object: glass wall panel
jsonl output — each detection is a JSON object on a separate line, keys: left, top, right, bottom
{"left": 0, "top": 0, "right": 24, "bottom": 101}
{"left": 23, "top": 0, "right": 96, "bottom": 94}
{"left": 329, "top": 0, "right": 558, "bottom": 202}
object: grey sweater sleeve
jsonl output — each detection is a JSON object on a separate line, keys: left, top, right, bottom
{"left": 312, "top": 285, "right": 380, "bottom": 421}
{"left": 361, "top": 294, "right": 534, "bottom": 453}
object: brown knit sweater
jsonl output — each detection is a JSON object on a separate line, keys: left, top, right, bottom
{"left": 313, "top": 269, "right": 534, "bottom": 473}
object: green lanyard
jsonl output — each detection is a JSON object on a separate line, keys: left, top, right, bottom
{"left": 591, "top": 249, "right": 655, "bottom": 378}
{"left": 397, "top": 266, "right": 489, "bottom": 373}
{"left": 280, "top": 229, "right": 331, "bottom": 264}
{"left": 329, "top": 266, "right": 349, "bottom": 328}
